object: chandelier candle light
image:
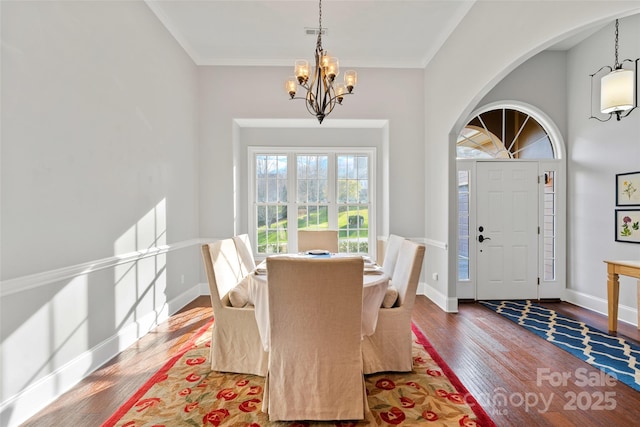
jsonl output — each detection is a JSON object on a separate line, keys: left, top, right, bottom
{"left": 285, "top": 0, "right": 357, "bottom": 124}
{"left": 590, "top": 19, "right": 639, "bottom": 122}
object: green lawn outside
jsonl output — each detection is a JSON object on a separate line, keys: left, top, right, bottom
{"left": 257, "top": 207, "right": 369, "bottom": 249}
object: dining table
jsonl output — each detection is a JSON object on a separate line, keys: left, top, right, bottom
{"left": 247, "top": 253, "right": 390, "bottom": 351}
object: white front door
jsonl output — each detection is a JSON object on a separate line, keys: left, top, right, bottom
{"left": 476, "top": 161, "right": 539, "bottom": 300}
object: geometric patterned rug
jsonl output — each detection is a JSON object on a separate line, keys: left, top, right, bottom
{"left": 101, "top": 320, "right": 496, "bottom": 426}
{"left": 480, "top": 300, "right": 640, "bottom": 393}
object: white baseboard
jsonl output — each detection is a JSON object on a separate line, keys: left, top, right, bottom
{"left": 563, "top": 288, "right": 638, "bottom": 328}
{"left": 198, "top": 281, "right": 211, "bottom": 296}
{"left": 0, "top": 283, "right": 204, "bottom": 427}
{"left": 421, "top": 282, "right": 458, "bottom": 313}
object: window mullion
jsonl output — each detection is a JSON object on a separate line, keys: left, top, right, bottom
{"left": 327, "top": 154, "right": 337, "bottom": 228}
{"left": 288, "top": 152, "right": 297, "bottom": 251}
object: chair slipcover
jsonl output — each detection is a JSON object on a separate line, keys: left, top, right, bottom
{"left": 361, "top": 240, "right": 425, "bottom": 374}
{"left": 201, "top": 240, "right": 268, "bottom": 376}
{"left": 263, "top": 256, "right": 367, "bottom": 421}
{"left": 298, "top": 229, "right": 339, "bottom": 253}
{"left": 233, "top": 233, "right": 256, "bottom": 277}
{"left": 381, "top": 234, "right": 405, "bottom": 278}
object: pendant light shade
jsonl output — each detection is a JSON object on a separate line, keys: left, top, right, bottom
{"left": 601, "top": 68, "right": 635, "bottom": 114}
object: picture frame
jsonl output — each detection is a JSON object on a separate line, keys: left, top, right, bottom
{"left": 615, "top": 209, "right": 640, "bottom": 244}
{"left": 615, "top": 171, "right": 640, "bottom": 206}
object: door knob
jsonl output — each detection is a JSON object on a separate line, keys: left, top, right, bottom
{"left": 478, "top": 235, "right": 491, "bottom": 243}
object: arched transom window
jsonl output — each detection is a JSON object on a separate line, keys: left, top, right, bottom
{"left": 457, "top": 108, "right": 555, "bottom": 159}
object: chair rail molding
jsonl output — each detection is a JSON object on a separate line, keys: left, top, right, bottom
{"left": 423, "top": 238, "right": 448, "bottom": 251}
{"left": 0, "top": 238, "right": 214, "bottom": 297}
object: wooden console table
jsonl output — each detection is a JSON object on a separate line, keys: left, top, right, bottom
{"left": 604, "top": 260, "right": 640, "bottom": 333}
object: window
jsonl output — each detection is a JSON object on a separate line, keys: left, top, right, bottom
{"left": 255, "top": 154, "right": 289, "bottom": 254}
{"left": 250, "top": 147, "right": 375, "bottom": 256}
{"left": 457, "top": 170, "right": 470, "bottom": 280}
{"left": 543, "top": 171, "right": 556, "bottom": 281}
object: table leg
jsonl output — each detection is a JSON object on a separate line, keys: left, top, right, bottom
{"left": 607, "top": 267, "right": 619, "bottom": 333}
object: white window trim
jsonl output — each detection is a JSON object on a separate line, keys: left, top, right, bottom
{"left": 248, "top": 146, "right": 377, "bottom": 259}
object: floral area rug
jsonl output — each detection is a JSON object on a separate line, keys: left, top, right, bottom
{"left": 102, "top": 321, "right": 494, "bottom": 426}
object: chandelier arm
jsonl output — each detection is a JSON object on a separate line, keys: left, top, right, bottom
{"left": 589, "top": 114, "right": 613, "bottom": 122}
{"left": 589, "top": 69, "right": 612, "bottom": 121}
{"left": 589, "top": 65, "right": 613, "bottom": 77}
{"left": 616, "top": 57, "right": 639, "bottom": 119}
{"left": 314, "top": 61, "right": 324, "bottom": 111}
{"left": 618, "top": 106, "right": 637, "bottom": 119}
{"left": 321, "top": 76, "right": 335, "bottom": 113}
{"left": 289, "top": 91, "right": 353, "bottom": 104}
{"left": 620, "top": 58, "right": 637, "bottom": 65}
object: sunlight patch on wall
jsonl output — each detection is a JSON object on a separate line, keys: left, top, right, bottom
{"left": 113, "top": 198, "right": 168, "bottom": 330}
{"left": 2, "top": 275, "right": 88, "bottom": 399}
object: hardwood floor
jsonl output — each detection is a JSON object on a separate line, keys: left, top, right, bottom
{"left": 18, "top": 297, "right": 214, "bottom": 427}
{"left": 417, "top": 298, "right": 640, "bottom": 427}
{"left": 20, "top": 296, "right": 640, "bottom": 426}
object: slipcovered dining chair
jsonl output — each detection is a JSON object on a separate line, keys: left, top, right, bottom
{"left": 233, "top": 233, "right": 256, "bottom": 276}
{"left": 263, "top": 256, "right": 367, "bottom": 421}
{"left": 361, "top": 239, "right": 425, "bottom": 374}
{"left": 297, "top": 229, "right": 339, "bottom": 253}
{"left": 381, "top": 234, "right": 405, "bottom": 278}
{"left": 201, "top": 239, "right": 267, "bottom": 376}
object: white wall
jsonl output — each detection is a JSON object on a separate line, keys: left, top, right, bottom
{"left": 566, "top": 14, "right": 640, "bottom": 322}
{"left": 423, "top": 0, "right": 640, "bottom": 312}
{"left": 197, "top": 66, "right": 425, "bottom": 241}
{"left": 0, "top": 1, "right": 200, "bottom": 425}
{"left": 468, "top": 13, "right": 640, "bottom": 321}
{"left": 478, "top": 51, "right": 568, "bottom": 139}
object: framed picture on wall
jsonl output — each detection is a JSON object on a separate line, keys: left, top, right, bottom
{"left": 615, "top": 209, "right": 640, "bottom": 244}
{"left": 616, "top": 172, "right": 640, "bottom": 206}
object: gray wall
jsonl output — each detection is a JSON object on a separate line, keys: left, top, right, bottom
{"left": 422, "top": 0, "right": 640, "bottom": 311}
{"left": 475, "top": 13, "right": 640, "bottom": 318}
{"left": 1, "top": 1, "right": 200, "bottom": 424}
{"left": 478, "top": 50, "right": 568, "bottom": 139}
{"left": 566, "top": 14, "right": 640, "bottom": 314}
{"left": 197, "top": 66, "right": 425, "bottom": 241}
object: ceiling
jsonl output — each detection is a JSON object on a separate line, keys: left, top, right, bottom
{"left": 145, "top": 0, "right": 603, "bottom": 69}
{"left": 145, "top": 0, "right": 475, "bottom": 68}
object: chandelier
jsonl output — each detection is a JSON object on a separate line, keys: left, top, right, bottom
{"left": 590, "top": 19, "right": 638, "bottom": 122}
{"left": 285, "top": 0, "right": 357, "bottom": 124}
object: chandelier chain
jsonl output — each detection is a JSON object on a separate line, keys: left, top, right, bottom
{"left": 614, "top": 19, "right": 620, "bottom": 69}
{"left": 316, "top": 0, "right": 323, "bottom": 52}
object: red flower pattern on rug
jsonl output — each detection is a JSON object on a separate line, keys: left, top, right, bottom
{"left": 103, "top": 321, "right": 494, "bottom": 426}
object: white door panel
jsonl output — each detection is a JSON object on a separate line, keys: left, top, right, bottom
{"left": 477, "top": 162, "right": 538, "bottom": 300}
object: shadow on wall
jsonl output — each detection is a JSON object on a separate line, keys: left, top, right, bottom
{"left": 0, "top": 199, "right": 169, "bottom": 427}
{"left": 114, "top": 198, "right": 169, "bottom": 340}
